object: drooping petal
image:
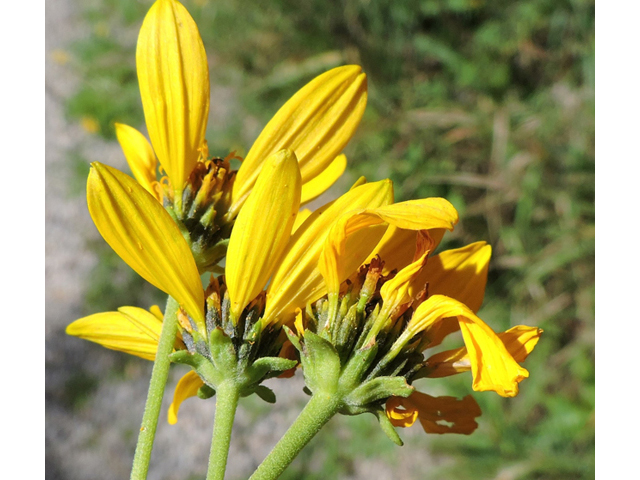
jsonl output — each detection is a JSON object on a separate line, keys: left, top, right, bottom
{"left": 424, "top": 325, "right": 543, "bottom": 378}
{"left": 422, "top": 242, "right": 492, "bottom": 313}
{"left": 66, "top": 308, "right": 163, "bottom": 361}
{"left": 299, "top": 154, "right": 347, "bottom": 205}
{"left": 167, "top": 371, "right": 205, "bottom": 425}
{"left": 319, "top": 198, "right": 458, "bottom": 296}
{"left": 262, "top": 179, "right": 393, "bottom": 327}
{"left": 136, "top": 0, "right": 209, "bottom": 196}
{"left": 114, "top": 123, "right": 159, "bottom": 200}
{"left": 87, "top": 163, "right": 204, "bottom": 325}
{"left": 386, "top": 392, "right": 481, "bottom": 435}
{"left": 406, "top": 295, "right": 529, "bottom": 397}
{"left": 226, "top": 149, "right": 302, "bottom": 321}
{"left": 232, "top": 66, "right": 367, "bottom": 207}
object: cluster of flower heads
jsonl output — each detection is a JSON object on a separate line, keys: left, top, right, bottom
{"left": 67, "top": 0, "right": 541, "bottom": 440}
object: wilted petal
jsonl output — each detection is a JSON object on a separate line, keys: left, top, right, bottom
{"left": 407, "top": 295, "right": 529, "bottom": 397}
{"left": 385, "top": 396, "right": 419, "bottom": 428}
{"left": 226, "top": 150, "right": 301, "bottom": 321}
{"left": 136, "top": 0, "right": 209, "bottom": 195}
{"left": 233, "top": 66, "right": 367, "bottom": 206}
{"left": 114, "top": 123, "right": 159, "bottom": 200}
{"left": 167, "top": 371, "right": 205, "bottom": 425}
{"left": 262, "top": 179, "right": 393, "bottom": 327}
{"left": 87, "top": 163, "right": 204, "bottom": 324}
{"left": 66, "top": 307, "right": 163, "bottom": 361}
{"left": 387, "top": 391, "right": 481, "bottom": 435}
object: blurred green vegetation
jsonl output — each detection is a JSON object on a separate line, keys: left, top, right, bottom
{"left": 65, "top": 0, "right": 594, "bottom": 478}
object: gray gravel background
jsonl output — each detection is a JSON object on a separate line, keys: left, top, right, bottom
{"left": 45, "top": 1, "right": 433, "bottom": 478}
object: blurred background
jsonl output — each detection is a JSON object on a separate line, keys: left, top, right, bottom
{"left": 45, "top": 0, "right": 594, "bottom": 478}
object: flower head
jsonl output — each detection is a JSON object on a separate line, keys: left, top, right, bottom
{"left": 110, "top": 0, "right": 368, "bottom": 272}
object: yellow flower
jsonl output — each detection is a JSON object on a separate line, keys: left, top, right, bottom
{"left": 117, "top": 0, "right": 366, "bottom": 211}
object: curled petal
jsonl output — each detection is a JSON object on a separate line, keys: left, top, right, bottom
{"left": 233, "top": 65, "right": 367, "bottom": 206}
{"left": 136, "top": 0, "right": 209, "bottom": 195}
{"left": 114, "top": 123, "right": 159, "bottom": 201}
{"left": 168, "top": 371, "right": 205, "bottom": 425}
{"left": 87, "top": 163, "right": 204, "bottom": 325}
{"left": 226, "top": 150, "right": 302, "bottom": 321}
{"left": 262, "top": 179, "right": 393, "bottom": 327}
{"left": 385, "top": 396, "right": 419, "bottom": 428}
{"left": 66, "top": 307, "right": 162, "bottom": 361}
{"left": 407, "top": 295, "right": 529, "bottom": 397}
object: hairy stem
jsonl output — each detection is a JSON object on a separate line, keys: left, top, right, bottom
{"left": 130, "top": 296, "right": 180, "bottom": 480}
{"left": 206, "top": 380, "right": 241, "bottom": 480}
{"left": 249, "top": 393, "right": 341, "bottom": 480}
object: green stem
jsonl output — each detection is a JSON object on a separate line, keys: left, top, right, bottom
{"left": 206, "top": 381, "right": 241, "bottom": 480}
{"left": 130, "top": 297, "right": 180, "bottom": 480}
{"left": 249, "top": 393, "right": 342, "bottom": 480}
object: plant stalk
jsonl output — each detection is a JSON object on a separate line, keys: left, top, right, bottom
{"left": 206, "top": 380, "right": 241, "bottom": 480}
{"left": 249, "top": 393, "right": 342, "bottom": 480}
{"left": 130, "top": 296, "right": 180, "bottom": 480}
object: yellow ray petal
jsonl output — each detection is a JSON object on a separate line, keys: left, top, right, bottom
{"left": 424, "top": 325, "right": 543, "bottom": 378}
{"left": 292, "top": 209, "right": 312, "bottom": 234}
{"left": 136, "top": 0, "right": 209, "bottom": 196}
{"left": 391, "top": 392, "right": 481, "bottom": 435}
{"left": 87, "top": 163, "right": 204, "bottom": 325}
{"left": 226, "top": 149, "right": 302, "bottom": 321}
{"left": 233, "top": 66, "right": 367, "bottom": 207}
{"left": 364, "top": 226, "right": 448, "bottom": 275}
{"left": 422, "top": 242, "right": 492, "bottom": 313}
{"left": 167, "top": 371, "right": 205, "bottom": 425}
{"left": 319, "top": 198, "right": 458, "bottom": 296}
{"left": 66, "top": 308, "right": 162, "bottom": 361}
{"left": 406, "top": 295, "right": 529, "bottom": 397}
{"left": 299, "top": 154, "right": 347, "bottom": 205}
{"left": 371, "top": 198, "right": 459, "bottom": 230}
{"left": 364, "top": 226, "right": 416, "bottom": 275}
{"left": 114, "top": 123, "right": 159, "bottom": 201}
{"left": 149, "top": 305, "right": 164, "bottom": 321}
{"left": 379, "top": 234, "right": 433, "bottom": 313}
{"left": 262, "top": 179, "right": 393, "bottom": 327}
